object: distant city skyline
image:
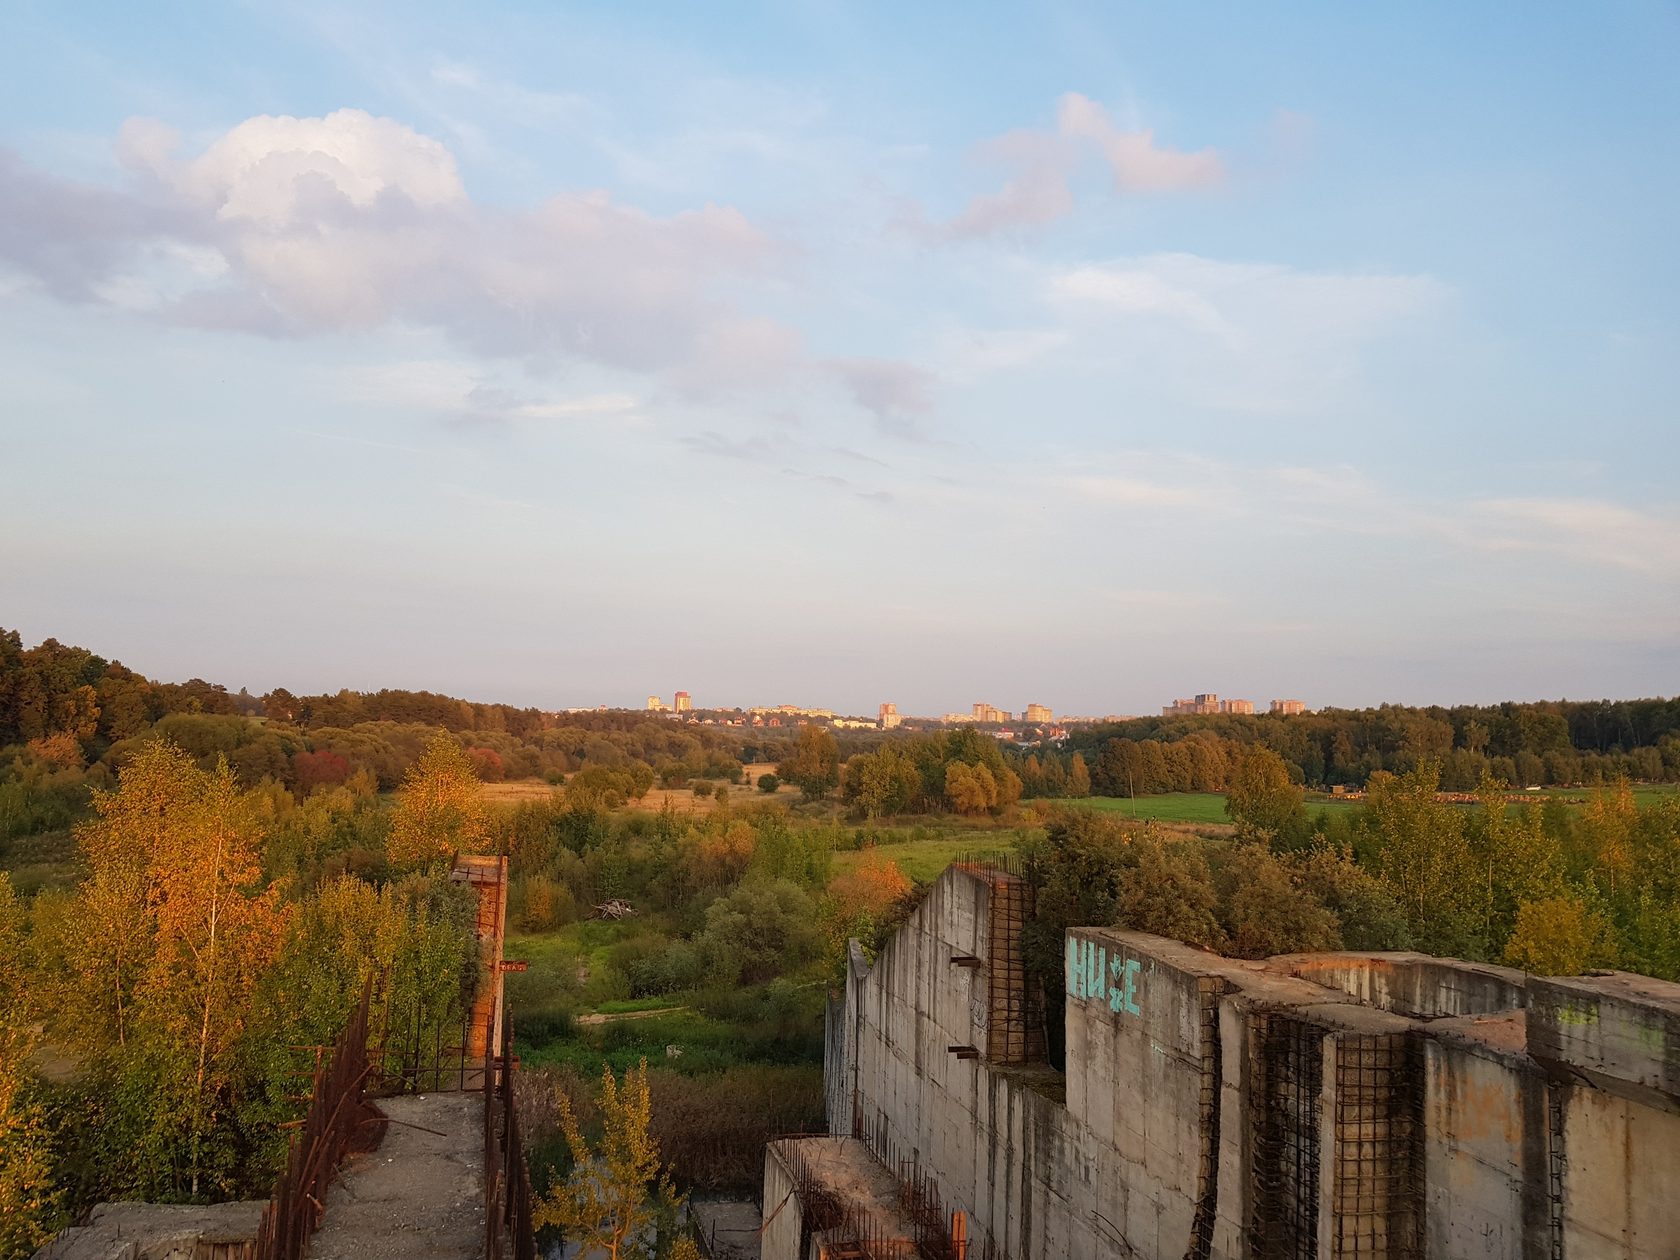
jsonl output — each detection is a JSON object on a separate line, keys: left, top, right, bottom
{"left": 2, "top": 4, "right": 1676, "bottom": 709}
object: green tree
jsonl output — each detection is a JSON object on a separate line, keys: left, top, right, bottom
{"left": 1225, "top": 746, "right": 1309, "bottom": 850}
{"left": 842, "top": 745, "right": 923, "bottom": 818}
{"left": 1366, "top": 763, "right": 1479, "bottom": 955}
{"left": 1067, "top": 752, "right": 1092, "bottom": 797}
{"left": 0, "top": 873, "right": 63, "bottom": 1259}
{"left": 1216, "top": 846, "right": 1341, "bottom": 958}
{"left": 778, "top": 725, "right": 840, "bottom": 800}
{"left": 1505, "top": 894, "right": 1614, "bottom": 975}
{"left": 698, "top": 880, "right": 820, "bottom": 985}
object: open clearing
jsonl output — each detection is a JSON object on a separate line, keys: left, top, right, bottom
{"left": 1047, "top": 792, "right": 1235, "bottom": 824}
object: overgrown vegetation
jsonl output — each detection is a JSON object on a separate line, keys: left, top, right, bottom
{"left": 8, "top": 625, "right": 1680, "bottom": 1255}
{"left": 1020, "top": 755, "right": 1680, "bottom": 1067}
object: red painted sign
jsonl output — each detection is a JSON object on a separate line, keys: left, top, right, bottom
{"left": 498, "top": 960, "right": 529, "bottom": 972}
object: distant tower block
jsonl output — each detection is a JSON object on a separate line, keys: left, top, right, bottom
{"left": 1025, "top": 702, "right": 1052, "bottom": 724}
{"left": 1270, "top": 698, "right": 1307, "bottom": 715}
{"left": 646, "top": 695, "right": 669, "bottom": 712}
{"left": 879, "top": 702, "right": 901, "bottom": 730}
{"left": 674, "top": 691, "right": 692, "bottom": 712}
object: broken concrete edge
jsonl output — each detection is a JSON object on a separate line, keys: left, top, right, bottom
{"left": 33, "top": 1200, "right": 267, "bottom": 1260}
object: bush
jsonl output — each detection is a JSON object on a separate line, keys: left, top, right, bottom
{"left": 757, "top": 774, "right": 779, "bottom": 794}
{"left": 691, "top": 781, "right": 713, "bottom": 797}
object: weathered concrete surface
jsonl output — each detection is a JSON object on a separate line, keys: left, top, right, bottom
{"left": 689, "top": 1198, "right": 763, "bottom": 1260}
{"left": 1529, "top": 970, "right": 1680, "bottom": 1099}
{"left": 1420, "top": 1012, "right": 1550, "bottom": 1260}
{"left": 1275, "top": 951, "right": 1528, "bottom": 1018}
{"left": 303, "top": 1093, "right": 484, "bottom": 1260}
{"left": 34, "top": 1201, "right": 263, "bottom": 1260}
{"left": 761, "top": 1141, "right": 803, "bottom": 1260}
{"left": 763, "top": 1137, "right": 916, "bottom": 1260}
{"left": 810, "top": 863, "right": 1680, "bottom": 1260}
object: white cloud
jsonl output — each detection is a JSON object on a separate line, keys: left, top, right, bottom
{"left": 4, "top": 110, "right": 791, "bottom": 389}
{"left": 930, "top": 92, "right": 1223, "bottom": 239}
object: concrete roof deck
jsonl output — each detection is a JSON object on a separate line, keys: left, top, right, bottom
{"left": 771, "top": 1137, "right": 918, "bottom": 1244}
{"left": 1429, "top": 1010, "right": 1531, "bottom": 1061}
{"left": 1076, "top": 926, "right": 1256, "bottom": 981}
{"left": 1534, "top": 969, "right": 1680, "bottom": 1010}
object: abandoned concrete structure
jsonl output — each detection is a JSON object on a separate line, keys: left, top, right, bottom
{"left": 769, "top": 861, "right": 1680, "bottom": 1259}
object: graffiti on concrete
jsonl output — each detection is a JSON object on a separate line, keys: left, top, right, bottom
{"left": 1066, "top": 937, "right": 1142, "bottom": 1016}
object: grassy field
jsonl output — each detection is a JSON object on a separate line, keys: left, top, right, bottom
{"left": 1047, "top": 793, "right": 1235, "bottom": 824}
{"left": 831, "top": 836, "right": 984, "bottom": 883}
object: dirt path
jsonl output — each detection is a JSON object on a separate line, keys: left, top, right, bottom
{"left": 575, "top": 1005, "right": 688, "bottom": 1026}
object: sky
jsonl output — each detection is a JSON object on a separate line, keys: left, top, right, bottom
{"left": 1, "top": 2, "right": 1677, "bottom": 718}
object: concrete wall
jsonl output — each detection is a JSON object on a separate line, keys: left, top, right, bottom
{"left": 1420, "top": 1016, "right": 1551, "bottom": 1260}
{"left": 761, "top": 1142, "right": 806, "bottom": 1260}
{"left": 816, "top": 863, "right": 1680, "bottom": 1260}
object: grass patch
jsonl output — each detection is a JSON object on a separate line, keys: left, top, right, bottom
{"left": 832, "top": 836, "right": 985, "bottom": 883}
{"left": 593, "top": 995, "right": 689, "bottom": 1015}
{"left": 517, "top": 1007, "right": 820, "bottom": 1076}
{"left": 0, "top": 828, "right": 80, "bottom": 894}
{"left": 1046, "top": 793, "right": 1234, "bottom": 825}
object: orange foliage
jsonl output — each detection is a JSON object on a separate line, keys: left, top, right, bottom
{"left": 689, "top": 821, "right": 757, "bottom": 888}
{"left": 823, "top": 850, "right": 912, "bottom": 957}
{"left": 26, "top": 731, "right": 84, "bottom": 771}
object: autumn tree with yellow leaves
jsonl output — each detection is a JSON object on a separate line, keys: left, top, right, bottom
{"left": 46, "top": 742, "right": 292, "bottom": 1198}
{"left": 387, "top": 731, "right": 491, "bottom": 868}
{"left": 535, "top": 1058, "right": 696, "bottom": 1260}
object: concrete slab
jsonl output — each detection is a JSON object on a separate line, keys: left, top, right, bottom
{"left": 303, "top": 1093, "right": 485, "bottom": 1260}
{"left": 33, "top": 1201, "right": 264, "bottom": 1260}
{"left": 690, "top": 1198, "right": 763, "bottom": 1260}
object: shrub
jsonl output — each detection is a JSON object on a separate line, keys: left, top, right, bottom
{"left": 757, "top": 774, "right": 779, "bottom": 794}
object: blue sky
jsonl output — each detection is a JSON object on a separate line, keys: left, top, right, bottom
{"left": 2, "top": 1, "right": 1676, "bottom": 717}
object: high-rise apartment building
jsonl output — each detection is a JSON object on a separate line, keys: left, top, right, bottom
{"left": 1220, "top": 699, "right": 1255, "bottom": 715}
{"left": 1163, "top": 694, "right": 1222, "bottom": 716}
{"left": 647, "top": 695, "right": 669, "bottom": 711}
{"left": 1270, "top": 698, "right": 1307, "bottom": 716}
{"left": 879, "top": 702, "right": 901, "bottom": 730}
{"left": 674, "top": 691, "right": 692, "bottom": 712}
{"left": 1024, "top": 703, "right": 1052, "bottom": 723}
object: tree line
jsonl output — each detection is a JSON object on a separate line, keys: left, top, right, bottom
{"left": 1047, "top": 700, "right": 1680, "bottom": 795}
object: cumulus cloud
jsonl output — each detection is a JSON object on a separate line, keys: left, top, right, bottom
{"left": 0, "top": 109, "right": 789, "bottom": 387}
{"left": 929, "top": 92, "right": 1223, "bottom": 239}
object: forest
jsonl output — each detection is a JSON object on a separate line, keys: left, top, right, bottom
{"left": 4, "top": 626, "right": 1680, "bottom": 1259}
